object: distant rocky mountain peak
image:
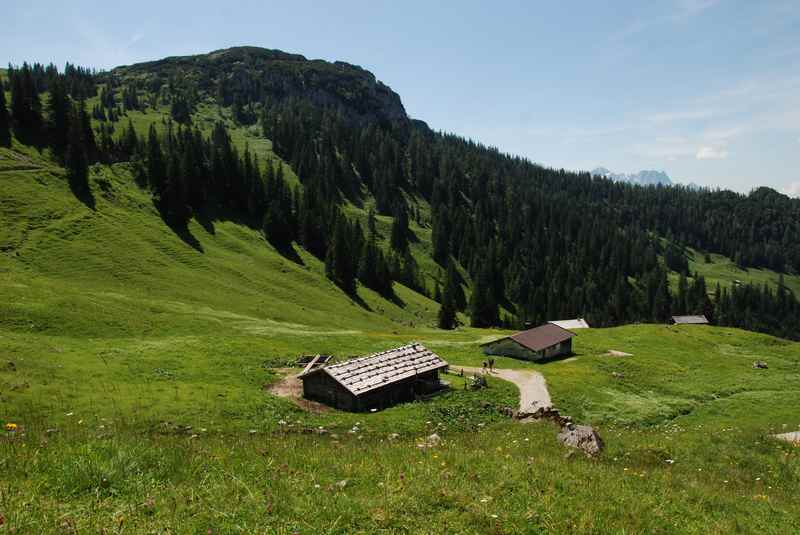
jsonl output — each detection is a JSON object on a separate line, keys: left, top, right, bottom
{"left": 592, "top": 167, "right": 673, "bottom": 186}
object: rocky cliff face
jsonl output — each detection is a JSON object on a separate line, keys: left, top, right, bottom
{"left": 112, "top": 46, "right": 407, "bottom": 123}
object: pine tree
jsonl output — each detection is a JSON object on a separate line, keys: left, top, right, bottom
{"left": 677, "top": 273, "right": 689, "bottom": 315}
{"left": 9, "top": 64, "right": 43, "bottom": 144}
{"left": 65, "top": 103, "right": 89, "bottom": 198}
{"left": 325, "top": 214, "right": 357, "bottom": 295}
{"left": 0, "top": 77, "right": 10, "bottom": 146}
{"left": 46, "top": 76, "right": 70, "bottom": 155}
{"left": 390, "top": 202, "right": 410, "bottom": 253}
{"left": 263, "top": 200, "right": 291, "bottom": 247}
{"left": 437, "top": 286, "right": 457, "bottom": 329}
{"left": 443, "top": 258, "right": 466, "bottom": 311}
{"left": 470, "top": 263, "right": 499, "bottom": 327}
{"left": 146, "top": 125, "right": 165, "bottom": 193}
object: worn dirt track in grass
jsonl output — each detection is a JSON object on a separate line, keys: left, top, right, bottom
{"left": 267, "top": 368, "right": 329, "bottom": 412}
{"left": 459, "top": 366, "right": 552, "bottom": 412}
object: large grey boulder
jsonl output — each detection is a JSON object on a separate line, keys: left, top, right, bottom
{"left": 557, "top": 424, "right": 604, "bottom": 456}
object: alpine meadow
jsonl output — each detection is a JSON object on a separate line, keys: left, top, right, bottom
{"left": 1, "top": 39, "right": 800, "bottom": 535}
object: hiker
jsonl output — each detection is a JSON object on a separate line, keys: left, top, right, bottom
{"left": 488, "top": 358, "right": 495, "bottom": 372}
{"left": 482, "top": 361, "right": 488, "bottom": 374}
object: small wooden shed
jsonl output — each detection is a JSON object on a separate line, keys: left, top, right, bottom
{"left": 671, "top": 315, "right": 709, "bottom": 325}
{"left": 299, "top": 343, "right": 448, "bottom": 412}
{"left": 481, "top": 323, "right": 576, "bottom": 362}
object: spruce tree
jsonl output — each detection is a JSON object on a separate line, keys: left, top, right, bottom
{"left": 443, "top": 258, "right": 466, "bottom": 310}
{"left": 146, "top": 125, "right": 166, "bottom": 193}
{"left": 677, "top": 273, "right": 689, "bottom": 315}
{"left": 0, "top": 77, "right": 10, "bottom": 146}
{"left": 325, "top": 214, "right": 357, "bottom": 295}
{"left": 46, "top": 76, "right": 70, "bottom": 155}
{"left": 390, "top": 202, "right": 410, "bottom": 253}
{"left": 263, "top": 200, "right": 291, "bottom": 247}
{"left": 470, "top": 264, "right": 499, "bottom": 327}
{"left": 65, "top": 104, "right": 89, "bottom": 198}
{"left": 437, "top": 287, "right": 457, "bottom": 330}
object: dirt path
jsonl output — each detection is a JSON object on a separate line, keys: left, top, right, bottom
{"left": 266, "top": 368, "right": 329, "bottom": 413}
{"left": 459, "top": 366, "right": 552, "bottom": 412}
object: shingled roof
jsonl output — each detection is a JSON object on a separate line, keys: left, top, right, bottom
{"left": 483, "top": 323, "right": 576, "bottom": 352}
{"left": 672, "top": 315, "right": 709, "bottom": 325}
{"left": 300, "top": 343, "right": 448, "bottom": 397}
{"left": 548, "top": 318, "right": 590, "bottom": 329}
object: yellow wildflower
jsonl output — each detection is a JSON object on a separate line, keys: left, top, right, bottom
{"left": 4, "top": 423, "right": 17, "bottom": 431}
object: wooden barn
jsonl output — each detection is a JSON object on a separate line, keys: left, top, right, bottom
{"left": 298, "top": 343, "right": 448, "bottom": 412}
{"left": 481, "top": 323, "right": 576, "bottom": 362}
{"left": 671, "top": 315, "right": 709, "bottom": 325}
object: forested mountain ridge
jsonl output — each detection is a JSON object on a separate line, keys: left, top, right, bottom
{"left": 111, "top": 46, "right": 407, "bottom": 124}
{"left": 2, "top": 46, "right": 799, "bottom": 339}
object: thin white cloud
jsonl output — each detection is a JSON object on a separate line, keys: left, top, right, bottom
{"left": 128, "top": 33, "right": 144, "bottom": 46}
{"left": 702, "top": 125, "right": 745, "bottom": 140}
{"left": 696, "top": 146, "right": 729, "bottom": 160}
{"left": 647, "top": 109, "right": 715, "bottom": 124}
{"left": 782, "top": 181, "right": 800, "bottom": 198}
{"left": 677, "top": 0, "right": 720, "bottom": 16}
{"left": 613, "top": 0, "right": 720, "bottom": 41}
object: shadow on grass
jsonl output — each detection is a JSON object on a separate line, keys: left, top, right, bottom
{"left": 386, "top": 290, "right": 405, "bottom": 308}
{"left": 153, "top": 200, "right": 204, "bottom": 253}
{"left": 69, "top": 179, "right": 96, "bottom": 211}
{"left": 170, "top": 223, "right": 204, "bottom": 253}
{"left": 349, "top": 290, "right": 373, "bottom": 312}
{"left": 195, "top": 209, "right": 216, "bottom": 236}
{"left": 536, "top": 352, "right": 580, "bottom": 364}
{"left": 269, "top": 240, "right": 305, "bottom": 266}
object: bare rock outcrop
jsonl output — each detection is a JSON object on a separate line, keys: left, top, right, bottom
{"left": 557, "top": 424, "right": 604, "bottom": 456}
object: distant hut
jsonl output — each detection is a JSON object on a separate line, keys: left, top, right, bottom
{"left": 671, "top": 315, "right": 709, "bottom": 325}
{"left": 481, "top": 323, "right": 576, "bottom": 361}
{"left": 298, "top": 343, "right": 448, "bottom": 412}
{"left": 548, "top": 318, "right": 590, "bottom": 330}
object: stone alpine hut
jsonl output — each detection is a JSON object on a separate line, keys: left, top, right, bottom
{"left": 481, "top": 323, "right": 576, "bottom": 361}
{"left": 298, "top": 343, "right": 448, "bottom": 412}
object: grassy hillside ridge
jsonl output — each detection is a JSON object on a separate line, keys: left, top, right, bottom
{"left": 0, "top": 146, "right": 441, "bottom": 337}
{"left": 3, "top": 58, "right": 800, "bottom": 532}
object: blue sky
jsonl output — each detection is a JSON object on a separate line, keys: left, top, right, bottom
{"left": 4, "top": 0, "right": 800, "bottom": 195}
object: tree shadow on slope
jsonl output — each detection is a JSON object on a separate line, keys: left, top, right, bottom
{"left": 68, "top": 170, "right": 96, "bottom": 211}
{"left": 350, "top": 291, "right": 373, "bottom": 312}
{"left": 268, "top": 240, "right": 305, "bottom": 266}
{"left": 194, "top": 208, "right": 216, "bottom": 236}
{"left": 153, "top": 199, "right": 204, "bottom": 253}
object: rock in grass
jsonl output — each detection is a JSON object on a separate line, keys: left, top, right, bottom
{"left": 557, "top": 424, "right": 604, "bottom": 456}
{"left": 753, "top": 361, "right": 768, "bottom": 369}
{"left": 418, "top": 433, "right": 442, "bottom": 448}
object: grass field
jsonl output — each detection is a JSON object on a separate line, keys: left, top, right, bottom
{"left": 2, "top": 143, "right": 800, "bottom": 533}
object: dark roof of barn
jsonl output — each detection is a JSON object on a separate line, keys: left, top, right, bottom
{"left": 299, "top": 343, "right": 448, "bottom": 396}
{"left": 672, "top": 315, "right": 709, "bottom": 324}
{"left": 482, "top": 323, "right": 576, "bottom": 352}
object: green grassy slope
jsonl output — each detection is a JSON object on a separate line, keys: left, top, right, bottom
{"left": 532, "top": 324, "right": 800, "bottom": 428}
{"left": 2, "top": 142, "right": 800, "bottom": 532}
{"left": 688, "top": 247, "right": 800, "bottom": 295}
